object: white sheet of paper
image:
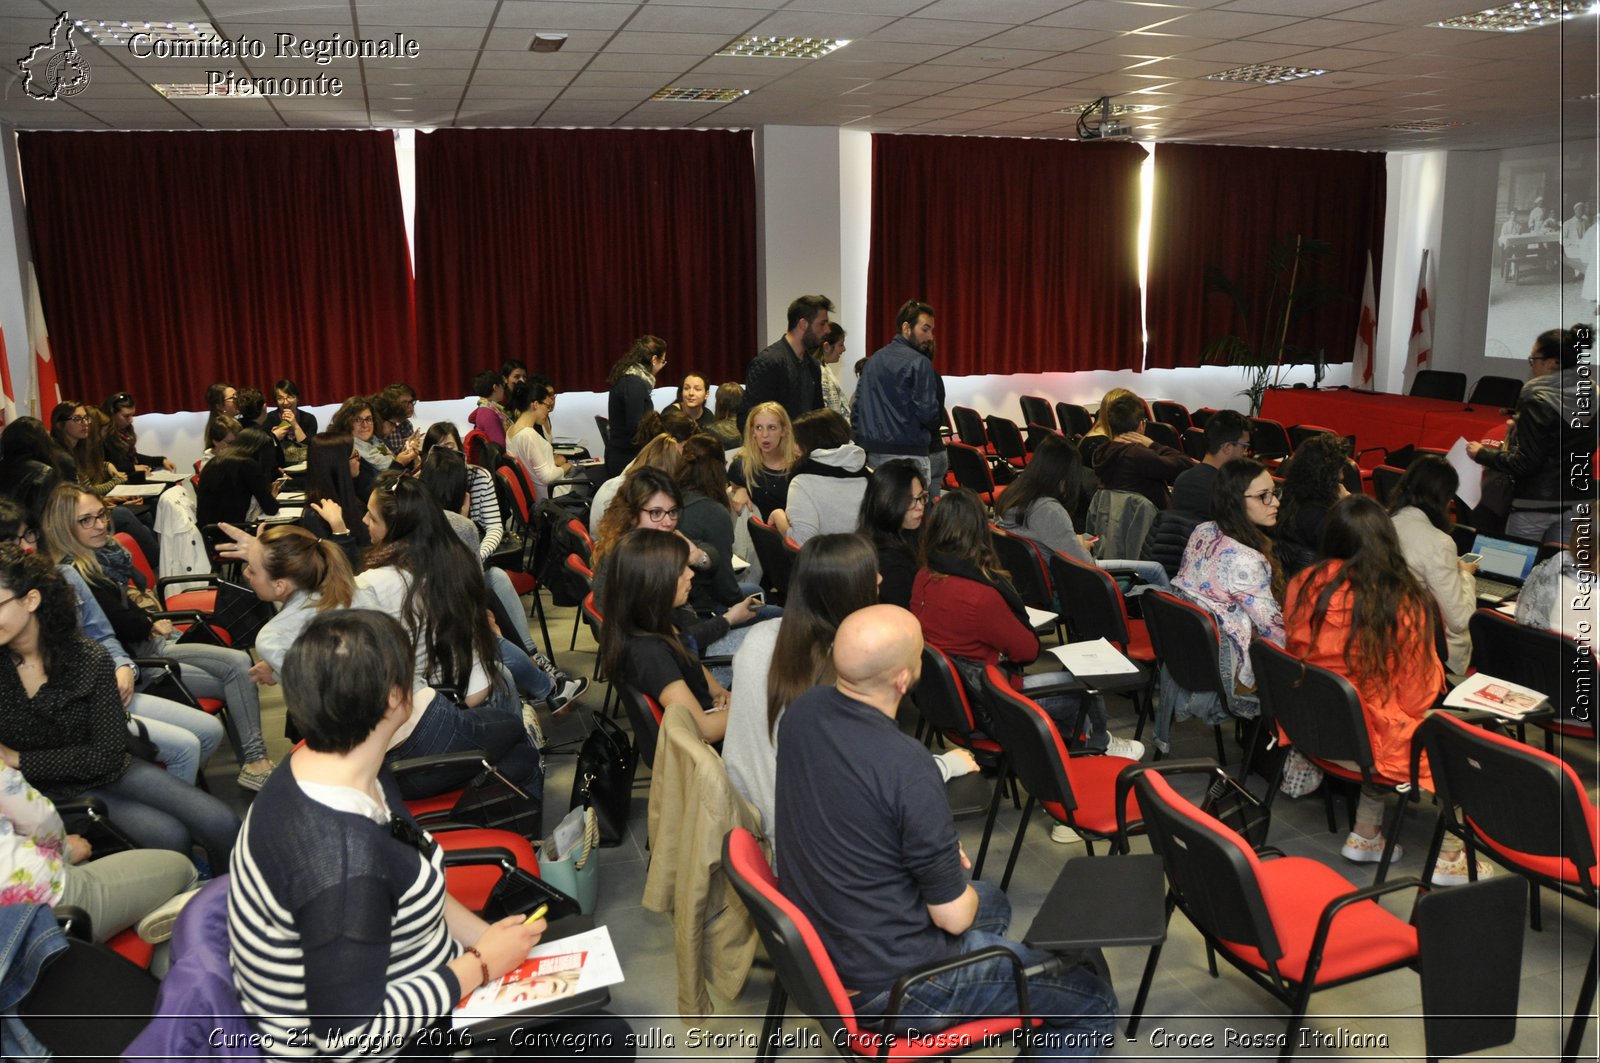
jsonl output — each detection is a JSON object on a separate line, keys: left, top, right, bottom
{"left": 141, "top": 470, "right": 188, "bottom": 483}
{"left": 1026, "top": 606, "right": 1058, "bottom": 629}
{"left": 107, "top": 483, "right": 165, "bottom": 498}
{"left": 731, "top": 554, "right": 750, "bottom": 573}
{"left": 1445, "top": 437, "right": 1483, "bottom": 510}
{"left": 1048, "top": 637, "right": 1140, "bottom": 676}
{"left": 260, "top": 508, "right": 303, "bottom": 522}
{"left": 283, "top": 461, "right": 308, "bottom": 474}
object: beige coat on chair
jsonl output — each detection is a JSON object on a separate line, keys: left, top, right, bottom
{"left": 642, "top": 701, "right": 766, "bottom": 1017}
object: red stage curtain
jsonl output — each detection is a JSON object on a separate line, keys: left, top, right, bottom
{"left": 18, "top": 130, "right": 414, "bottom": 411}
{"left": 1144, "top": 144, "right": 1385, "bottom": 370}
{"left": 414, "top": 128, "right": 756, "bottom": 393}
{"left": 867, "top": 134, "right": 1145, "bottom": 375}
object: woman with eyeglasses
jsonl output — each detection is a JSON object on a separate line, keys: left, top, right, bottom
{"left": 40, "top": 484, "right": 278, "bottom": 792}
{"left": 506, "top": 378, "right": 572, "bottom": 501}
{"left": 587, "top": 432, "right": 682, "bottom": 538}
{"left": 1172, "top": 458, "right": 1287, "bottom": 710}
{"left": 604, "top": 335, "right": 668, "bottom": 477}
{"left": 227, "top": 609, "right": 630, "bottom": 1059}
{"left": 0, "top": 545, "right": 239, "bottom": 871}
{"left": 353, "top": 475, "right": 542, "bottom": 804}
{"left": 328, "top": 397, "right": 395, "bottom": 498}
{"left": 49, "top": 401, "right": 124, "bottom": 495}
{"left": 855, "top": 459, "right": 928, "bottom": 609}
{"left": 598, "top": 529, "right": 731, "bottom": 742}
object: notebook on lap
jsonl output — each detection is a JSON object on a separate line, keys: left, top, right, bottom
{"left": 1470, "top": 531, "right": 1539, "bottom": 604}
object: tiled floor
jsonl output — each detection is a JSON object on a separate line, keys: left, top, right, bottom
{"left": 246, "top": 600, "right": 1598, "bottom": 1062}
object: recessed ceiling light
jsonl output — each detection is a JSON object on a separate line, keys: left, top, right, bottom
{"left": 1434, "top": 1, "right": 1582, "bottom": 32}
{"left": 650, "top": 87, "right": 750, "bottom": 102}
{"left": 1205, "top": 64, "right": 1327, "bottom": 85}
{"left": 1054, "top": 102, "right": 1159, "bottom": 116}
{"left": 75, "top": 19, "right": 222, "bottom": 46}
{"left": 153, "top": 82, "right": 242, "bottom": 98}
{"left": 716, "top": 36, "right": 849, "bottom": 60}
{"left": 1383, "top": 118, "right": 1468, "bottom": 131}
{"left": 529, "top": 34, "right": 567, "bottom": 53}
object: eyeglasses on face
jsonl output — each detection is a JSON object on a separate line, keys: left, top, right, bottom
{"left": 352, "top": 414, "right": 375, "bottom": 425}
{"left": 76, "top": 509, "right": 111, "bottom": 528}
{"left": 67, "top": 414, "right": 90, "bottom": 425}
{"left": 909, "top": 492, "right": 930, "bottom": 507}
{"left": 641, "top": 506, "right": 681, "bottom": 522}
{"left": 12, "top": 529, "right": 38, "bottom": 545}
{"left": 1244, "top": 490, "right": 1281, "bottom": 506}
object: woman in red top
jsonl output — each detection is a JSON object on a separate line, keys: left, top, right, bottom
{"left": 909, "top": 489, "right": 1143, "bottom": 762}
{"left": 1283, "top": 495, "right": 1484, "bottom": 885}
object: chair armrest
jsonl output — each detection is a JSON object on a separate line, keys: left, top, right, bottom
{"left": 1305, "top": 876, "right": 1427, "bottom": 983}
{"left": 1114, "top": 758, "right": 1225, "bottom": 843}
{"left": 53, "top": 796, "right": 110, "bottom": 819}
{"left": 388, "top": 750, "right": 492, "bottom": 777}
{"left": 880, "top": 944, "right": 1030, "bottom": 1044}
{"left": 54, "top": 905, "right": 95, "bottom": 943}
{"left": 155, "top": 574, "right": 222, "bottom": 597}
{"left": 148, "top": 610, "right": 208, "bottom": 625}
{"left": 440, "top": 846, "right": 520, "bottom": 869}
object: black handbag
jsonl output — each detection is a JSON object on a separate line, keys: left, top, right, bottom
{"left": 451, "top": 764, "right": 543, "bottom": 839}
{"left": 568, "top": 715, "right": 634, "bottom": 847}
{"left": 480, "top": 864, "right": 582, "bottom": 923}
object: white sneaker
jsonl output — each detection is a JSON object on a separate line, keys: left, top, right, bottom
{"left": 135, "top": 887, "right": 203, "bottom": 945}
{"left": 1105, "top": 735, "right": 1145, "bottom": 761}
{"left": 549, "top": 676, "right": 590, "bottom": 712}
{"left": 1050, "top": 824, "right": 1081, "bottom": 844}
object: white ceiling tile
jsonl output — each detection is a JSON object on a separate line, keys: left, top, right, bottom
{"left": 869, "top": 19, "right": 1015, "bottom": 46}
{"left": 604, "top": 30, "right": 732, "bottom": 54}
{"left": 582, "top": 51, "right": 697, "bottom": 72}
{"left": 354, "top": 1, "right": 500, "bottom": 28}
{"left": 624, "top": 6, "right": 762, "bottom": 34}
{"left": 915, "top": 0, "right": 1077, "bottom": 23}
{"left": 1031, "top": 1, "right": 1187, "bottom": 33}
{"left": 492, "top": 3, "right": 642, "bottom": 31}
{"left": 926, "top": 46, "right": 1060, "bottom": 69}
{"left": 1243, "top": 19, "right": 1396, "bottom": 48}
{"left": 745, "top": 11, "right": 899, "bottom": 37}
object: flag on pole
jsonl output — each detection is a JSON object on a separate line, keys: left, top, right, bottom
{"left": 1353, "top": 251, "right": 1377, "bottom": 388}
{"left": 0, "top": 325, "right": 18, "bottom": 427}
{"left": 26, "top": 263, "right": 59, "bottom": 415}
{"left": 1407, "top": 249, "right": 1434, "bottom": 370}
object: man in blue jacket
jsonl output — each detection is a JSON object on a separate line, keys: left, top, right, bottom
{"left": 853, "top": 299, "right": 942, "bottom": 484}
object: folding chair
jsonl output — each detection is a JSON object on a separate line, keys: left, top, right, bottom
{"left": 1018, "top": 395, "right": 1055, "bottom": 432}
{"left": 1468, "top": 608, "right": 1597, "bottom": 750}
{"left": 945, "top": 443, "right": 1004, "bottom": 508}
{"left": 911, "top": 645, "right": 1008, "bottom": 878}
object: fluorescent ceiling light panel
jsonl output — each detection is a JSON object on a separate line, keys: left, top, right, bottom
{"left": 716, "top": 36, "right": 849, "bottom": 60}
{"left": 1205, "top": 64, "right": 1327, "bottom": 85}
{"left": 650, "top": 86, "right": 751, "bottom": 102}
{"left": 76, "top": 19, "right": 221, "bottom": 46}
{"left": 1433, "top": 2, "right": 1585, "bottom": 32}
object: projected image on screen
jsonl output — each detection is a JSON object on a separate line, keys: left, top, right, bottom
{"left": 1485, "top": 147, "right": 1598, "bottom": 362}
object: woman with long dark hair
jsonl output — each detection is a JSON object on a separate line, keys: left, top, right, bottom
{"left": 1284, "top": 495, "right": 1479, "bottom": 883}
{"left": 912, "top": 489, "right": 1142, "bottom": 766}
{"left": 0, "top": 546, "right": 238, "bottom": 870}
{"left": 855, "top": 459, "right": 927, "bottom": 608}
{"left": 196, "top": 426, "right": 282, "bottom": 529}
{"left": 1388, "top": 455, "right": 1475, "bottom": 673}
{"left": 677, "top": 434, "right": 769, "bottom": 614}
{"left": 1173, "top": 458, "right": 1286, "bottom": 699}
{"left": 723, "top": 533, "right": 976, "bottom": 839}
{"left": 1273, "top": 432, "right": 1350, "bottom": 578}
{"left": 604, "top": 335, "right": 668, "bottom": 476}
{"left": 49, "top": 400, "right": 122, "bottom": 494}
{"left": 297, "top": 431, "right": 370, "bottom": 571}
{"left": 598, "top": 529, "right": 729, "bottom": 742}
{"left": 353, "top": 475, "right": 542, "bottom": 802}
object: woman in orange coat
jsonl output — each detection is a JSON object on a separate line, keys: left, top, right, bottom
{"left": 1284, "top": 495, "right": 1487, "bottom": 885}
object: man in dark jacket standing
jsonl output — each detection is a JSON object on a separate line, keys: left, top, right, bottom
{"left": 740, "top": 294, "right": 832, "bottom": 429}
{"left": 853, "top": 300, "right": 942, "bottom": 485}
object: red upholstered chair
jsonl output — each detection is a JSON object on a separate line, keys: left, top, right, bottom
{"left": 462, "top": 427, "right": 491, "bottom": 468}
{"left": 1139, "top": 590, "right": 1238, "bottom": 766}
{"left": 911, "top": 645, "right": 1008, "bottom": 878}
{"left": 1046, "top": 552, "right": 1157, "bottom": 737}
{"left": 983, "top": 415, "right": 1029, "bottom": 469}
{"left": 950, "top": 405, "right": 994, "bottom": 456}
{"left": 1151, "top": 400, "right": 1191, "bottom": 432}
{"left": 978, "top": 665, "right": 1143, "bottom": 890}
{"left": 613, "top": 679, "right": 664, "bottom": 774}
{"left": 563, "top": 553, "right": 594, "bottom": 651}
{"left": 1414, "top": 711, "right": 1597, "bottom": 1063}
{"left": 115, "top": 531, "right": 220, "bottom": 616}
{"left": 945, "top": 442, "right": 1004, "bottom": 508}
{"left": 491, "top": 464, "right": 554, "bottom": 655}
{"left": 1126, "top": 767, "right": 1424, "bottom": 1055}
{"left": 723, "top": 827, "right": 1038, "bottom": 1063}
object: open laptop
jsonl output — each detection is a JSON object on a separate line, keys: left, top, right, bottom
{"left": 1470, "top": 531, "right": 1540, "bottom": 604}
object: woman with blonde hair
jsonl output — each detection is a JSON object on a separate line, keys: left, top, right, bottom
{"left": 215, "top": 521, "right": 356, "bottom": 686}
{"left": 729, "top": 400, "right": 798, "bottom": 533}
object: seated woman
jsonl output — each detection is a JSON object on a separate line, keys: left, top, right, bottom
{"left": 228, "top": 609, "right": 629, "bottom": 1059}
{"left": 1273, "top": 432, "right": 1350, "bottom": 579}
{"left": 785, "top": 410, "right": 870, "bottom": 546}
{"left": 1170, "top": 458, "right": 1285, "bottom": 733}
{"left": 1283, "top": 495, "right": 1481, "bottom": 884}
{"left": 467, "top": 369, "right": 511, "bottom": 449}
{"left": 199, "top": 413, "right": 240, "bottom": 469}
{"left": 728, "top": 401, "right": 797, "bottom": 534}
{"left": 0, "top": 547, "right": 239, "bottom": 871}
{"left": 1078, "top": 386, "right": 1142, "bottom": 473}
{"left": 0, "top": 762, "right": 197, "bottom": 946}
{"left": 298, "top": 431, "right": 371, "bottom": 570}
{"left": 271, "top": 379, "right": 318, "bottom": 466}
{"left": 42, "top": 484, "right": 277, "bottom": 792}
{"left": 329, "top": 397, "right": 406, "bottom": 496}
{"left": 993, "top": 433, "right": 1170, "bottom": 590}
{"left": 855, "top": 459, "right": 927, "bottom": 609}
{"left": 506, "top": 377, "right": 573, "bottom": 500}
{"left": 50, "top": 401, "right": 159, "bottom": 565}
{"left": 420, "top": 422, "right": 502, "bottom": 561}
{"left": 677, "top": 434, "right": 776, "bottom": 618}
{"left": 663, "top": 371, "right": 711, "bottom": 430}
{"left": 353, "top": 475, "right": 542, "bottom": 803}
{"left": 724, "top": 533, "right": 974, "bottom": 839}
{"left": 101, "top": 391, "right": 174, "bottom": 478}
{"left": 911, "top": 489, "right": 1143, "bottom": 764}
{"left": 1388, "top": 456, "right": 1475, "bottom": 674}
{"left": 588, "top": 432, "right": 682, "bottom": 537}
{"left": 196, "top": 427, "right": 282, "bottom": 529}
{"left": 1517, "top": 510, "right": 1595, "bottom": 640}
{"left": 704, "top": 381, "right": 744, "bottom": 450}
{"left": 598, "top": 529, "right": 730, "bottom": 743}
{"left": 220, "top": 522, "right": 356, "bottom": 687}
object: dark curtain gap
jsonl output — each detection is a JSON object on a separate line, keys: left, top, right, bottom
{"left": 414, "top": 127, "right": 757, "bottom": 394}
{"left": 1144, "top": 143, "right": 1386, "bottom": 371}
{"left": 867, "top": 134, "right": 1146, "bottom": 375}
{"left": 18, "top": 129, "right": 416, "bottom": 411}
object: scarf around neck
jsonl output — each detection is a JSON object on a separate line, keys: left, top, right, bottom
{"left": 924, "top": 549, "right": 1029, "bottom": 627}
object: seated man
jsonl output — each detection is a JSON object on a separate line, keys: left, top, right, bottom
{"left": 1143, "top": 409, "right": 1250, "bottom": 577}
{"left": 775, "top": 604, "right": 1118, "bottom": 1060}
{"left": 1089, "top": 395, "right": 1194, "bottom": 510}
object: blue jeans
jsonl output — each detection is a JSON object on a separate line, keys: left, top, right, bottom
{"left": 146, "top": 639, "right": 270, "bottom": 765}
{"left": 131, "top": 692, "right": 225, "bottom": 784}
{"left": 854, "top": 881, "right": 1117, "bottom": 1061}
{"left": 497, "top": 638, "right": 555, "bottom": 701}
{"left": 83, "top": 758, "right": 240, "bottom": 871}
{"left": 1098, "top": 559, "right": 1170, "bottom": 592}
{"left": 386, "top": 686, "right": 544, "bottom": 805}
{"left": 1023, "top": 672, "right": 1108, "bottom": 752}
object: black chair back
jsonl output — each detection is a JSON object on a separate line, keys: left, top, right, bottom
{"left": 1468, "top": 609, "right": 1596, "bottom": 732}
{"left": 1144, "top": 421, "right": 1181, "bottom": 451}
{"left": 1468, "top": 375, "right": 1522, "bottom": 408}
{"left": 1371, "top": 464, "right": 1404, "bottom": 505}
{"left": 615, "top": 680, "right": 662, "bottom": 771}
{"left": 1247, "top": 417, "right": 1291, "bottom": 461}
{"left": 1180, "top": 426, "right": 1207, "bottom": 460}
{"left": 746, "top": 517, "right": 794, "bottom": 601}
{"left": 1141, "top": 591, "right": 1229, "bottom": 709}
{"left": 980, "top": 665, "right": 1077, "bottom": 816}
{"left": 985, "top": 415, "right": 1028, "bottom": 467}
{"left": 1024, "top": 423, "right": 1060, "bottom": 454}
{"left": 1019, "top": 395, "right": 1055, "bottom": 431}
{"left": 1055, "top": 401, "right": 1092, "bottom": 437}
{"left": 989, "top": 528, "right": 1053, "bottom": 612}
{"left": 946, "top": 442, "right": 1000, "bottom": 505}
{"left": 1151, "top": 400, "right": 1191, "bottom": 432}
{"left": 951, "top": 405, "right": 989, "bottom": 450}
{"left": 1250, "top": 641, "right": 1379, "bottom": 776}
{"left": 1047, "top": 551, "right": 1131, "bottom": 647}
{"left": 1410, "top": 370, "right": 1467, "bottom": 402}
{"left": 914, "top": 645, "right": 990, "bottom": 744}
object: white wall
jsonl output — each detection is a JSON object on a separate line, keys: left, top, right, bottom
{"left": 0, "top": 126, "right": 32, "bottom": 419}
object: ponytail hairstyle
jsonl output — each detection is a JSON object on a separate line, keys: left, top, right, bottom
{"left": 256, "top": 524, "right": 355, "bottom": 610}
{"left": 675, "top": 434, "right": 732, "bottom": 512}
